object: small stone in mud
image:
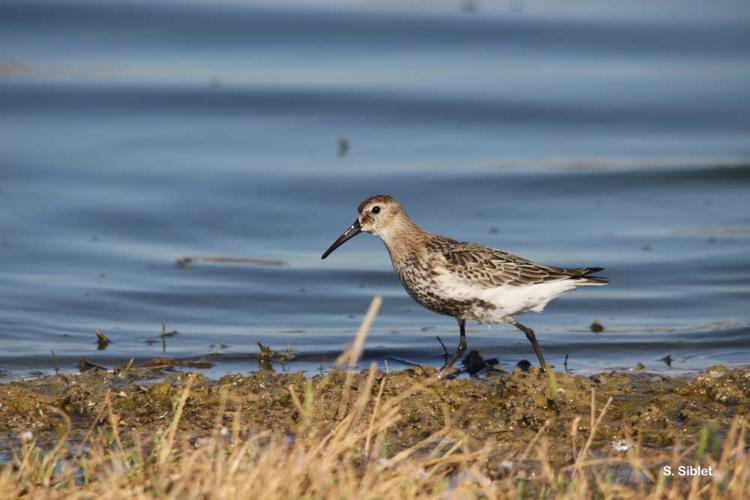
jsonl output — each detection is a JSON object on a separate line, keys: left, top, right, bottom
{"left": 516, "top": 360, "right": 531, "bottom": 372}
{"left": 462, "top": 350, "right": 488, "bottom": 376}
{"left": 590, "top": 320, "right": 605, "bottom": 333}
{"left": 612, "top": 439, "right": 631, "bottom": 452}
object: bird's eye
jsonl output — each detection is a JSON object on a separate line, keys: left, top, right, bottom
{"left": 371, "top": 206, "right": 381, "bottom": 214}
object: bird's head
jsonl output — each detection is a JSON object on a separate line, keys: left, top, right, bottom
{"left": 321, "top": 195, "right": 405, "bottom": 259}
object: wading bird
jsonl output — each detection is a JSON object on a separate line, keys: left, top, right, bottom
{"left": 322, "top": 195, "right": 607, "bottom": 378}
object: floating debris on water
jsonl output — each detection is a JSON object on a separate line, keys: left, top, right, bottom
{"left": 176, "top": 257, "right": 192, "bottom": 268}
{"left": 660, "top": 354, "right": 673, "bottom": 367}
{"left": 337, "top": 136, "right": 349, "bottom": 157}
{"left": 95, "top": 329, "right": 110, "bottom": 350}
{"left": 590, "top": 320, "right": 605, "bottom": 333}
{"left": 139, "top": 357, "right": 214, "bottom": 370}
{"left": 115, "top": 358, "right": 135, "bottom": 378}
{"left": 51, "top": 350, "right": 59, "bottom": 375}
{"left": 79, "top": 357, "right": 107, "bottom": 372}
{"left": 160, "top": 323, "right": 178, "bottom": 337}
{"left": 209, "top": 340, "right": 231, "bottom": 351}
{"left": 257, "top": 343, "right": 275, "bottom": 371}
{"left": 140, "top": 357, "right": 176, "bottom": 369}
{"left": 175, "top": 256, "right": 287, "bottom": 268}
{"left": 257, "top": 343, "right": 296, "bottom": 371}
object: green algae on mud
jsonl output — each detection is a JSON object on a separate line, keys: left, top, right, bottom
{"left": 0, "top": 365, "right": 748, "bottom": 465}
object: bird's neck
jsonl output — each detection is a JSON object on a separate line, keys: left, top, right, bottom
{"left": 376, "top": 214, "right": 428, "bottom": 259}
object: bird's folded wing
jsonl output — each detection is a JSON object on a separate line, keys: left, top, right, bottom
{"left": 437, "top": 244, "right": 577, "bottom": 289}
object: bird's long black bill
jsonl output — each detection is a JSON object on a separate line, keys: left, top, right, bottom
{"left": 321, "top": 220, "right": 361, "bottom": 259}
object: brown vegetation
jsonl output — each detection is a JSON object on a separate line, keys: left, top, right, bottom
{"left": 0, "top": 299, "right": 747, "bottom": 498}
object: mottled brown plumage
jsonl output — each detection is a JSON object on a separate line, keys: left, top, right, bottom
{"left": 431, "top": 238, "right": 603, "bottom": 287}
{"left": 322, "top": 194, "right": 607, "bottom": 377}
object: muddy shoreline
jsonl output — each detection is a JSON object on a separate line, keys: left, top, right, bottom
{"left": 2, "top": 363, "right": 748, "bottom": 465}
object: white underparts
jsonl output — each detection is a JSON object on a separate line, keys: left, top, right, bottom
{"left": 433, "top": 271, "right": 598, "bottom": 323}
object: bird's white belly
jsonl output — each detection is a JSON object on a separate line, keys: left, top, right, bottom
{"left": 433, "top": 273, "right": 578, "bottom": 323}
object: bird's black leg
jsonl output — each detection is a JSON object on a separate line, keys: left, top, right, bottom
{"left": 438, "top": 319, "right": 467, "bottom": 378}
{"left": 435, "top": 336, "right": 451, "bottom": 365}
{"left": 508, "top": 318, "right": 547, "bottom": 371}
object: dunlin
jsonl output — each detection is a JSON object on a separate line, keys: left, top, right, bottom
{"left": 322, "top": 195, "right": 607, "bottom": 377}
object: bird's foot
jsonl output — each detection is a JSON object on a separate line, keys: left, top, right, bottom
{"left": 437, "top": 365, "right": 460, "bottom": 380}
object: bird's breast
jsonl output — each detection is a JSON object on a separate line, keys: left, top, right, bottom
{"left": 391, "top": 253, "right": 495, "bottom": 320}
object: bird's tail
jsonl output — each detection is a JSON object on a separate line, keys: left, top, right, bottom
{"left": 570, "top": 267, "right": 608, "bottom": 286}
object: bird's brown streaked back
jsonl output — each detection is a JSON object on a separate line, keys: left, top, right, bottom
{"left": 427, "top": 237, "right": 608, "bottom": 288}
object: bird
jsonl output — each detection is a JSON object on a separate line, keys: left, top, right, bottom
{"left": 321, "top": 195, "right": 607, "bottom": 378}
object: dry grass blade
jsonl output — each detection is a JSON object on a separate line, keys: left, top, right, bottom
{"left": 158, "top": 375, "right": 194, "bottom": 470}
{"left": 336, "top": 296, "right": 382, "bottom": 419}
{"left": 364, "top": 374, "right": 388, "bottom": 457}
{"left": 516, "top": 419, "right": 552, "bottom": 467}
{"left": 573, "top": 391, "right": 613, "bottom": 477}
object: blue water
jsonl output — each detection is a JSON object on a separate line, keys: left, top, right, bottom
{"left": 1, "top": 0, "right": 749, "bottom": 380}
